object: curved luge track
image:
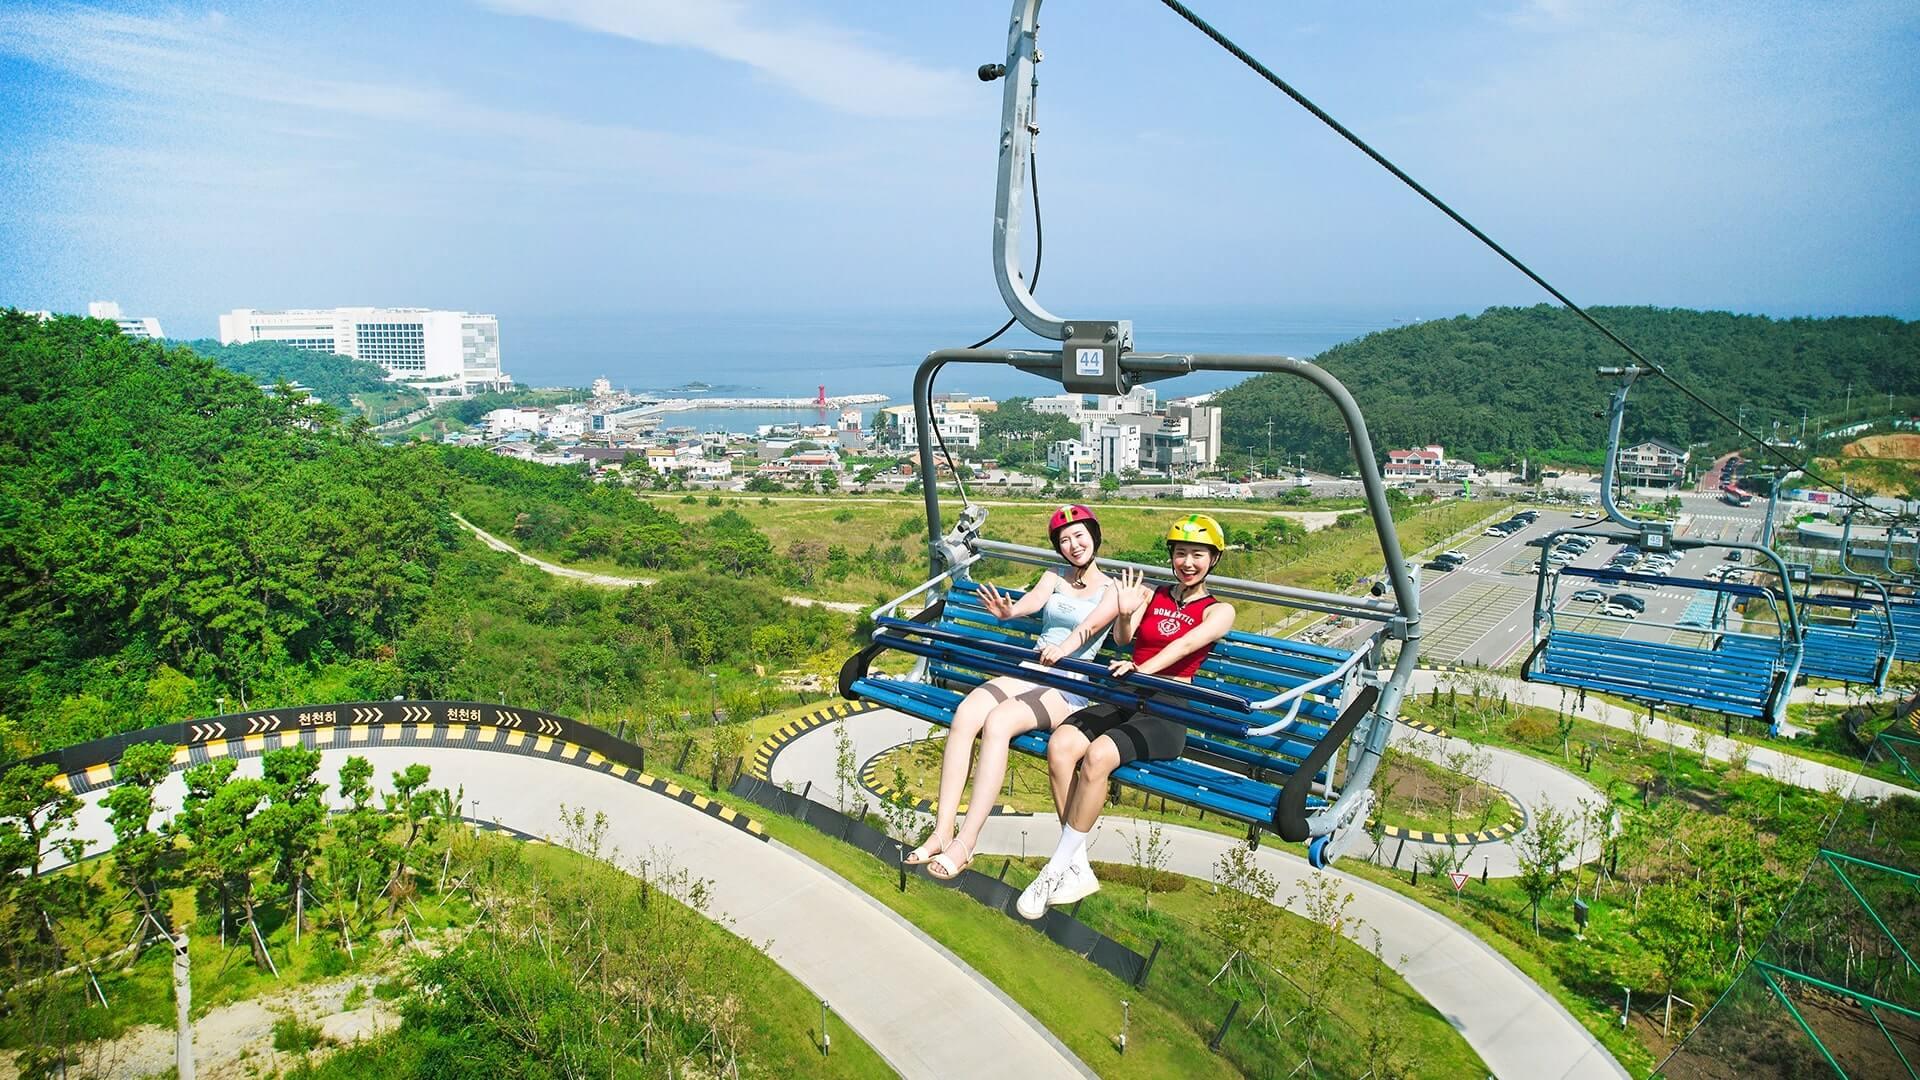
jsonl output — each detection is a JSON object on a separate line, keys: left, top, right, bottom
{"left": 763, "top": 703, "right": 1628, "bottom": 1080}
{"left": 33, "top": 703, "right": 1090, "bottom": 1080}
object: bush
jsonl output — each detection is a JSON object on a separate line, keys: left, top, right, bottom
{"left": 273, "top": 1015, "right": 328, "bottom": 1053}
{"left": 1506, "top": 713, "right": 1555, "bottom": 745}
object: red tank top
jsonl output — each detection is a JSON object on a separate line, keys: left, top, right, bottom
{"left": 1132, "top": 585, "right": 1220, "bottom": 679}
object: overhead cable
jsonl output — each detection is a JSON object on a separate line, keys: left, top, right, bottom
{"left": 1155, "top": 0, "right": 1884, "bottom": 519}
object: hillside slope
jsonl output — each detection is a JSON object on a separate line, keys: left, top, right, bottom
{"left": 1213, "top": 305, "right": 1920, "bottom": 470}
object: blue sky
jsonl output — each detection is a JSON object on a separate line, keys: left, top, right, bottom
{"left": 2, "top": 0, "right": 1916, "bottom": 340}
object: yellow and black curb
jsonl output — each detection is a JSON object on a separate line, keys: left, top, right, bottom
{"left": 39, "top": 701, "right": 767, "bottom": 843}
{"left": 1398, "top": 716, "right": 1451, "bottom": 738}
{"left": 747, "top": 699, "right": 882, "bottom": 781}
{"left": 1367, "top": 786, "right": 1526, "bottom": 845}
{"left": 857, "top": 738, "right": 1020, "bottom": 817}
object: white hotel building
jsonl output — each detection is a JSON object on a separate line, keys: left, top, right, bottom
{"left": 217, "top": 307, "right": 509, "bottom": 398}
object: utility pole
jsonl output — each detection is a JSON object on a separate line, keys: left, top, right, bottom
{"left": 1846, "top": 383, "right": 1853, "bottom": 421}
{"left": 1800, "top": 411, "right": 1808, "bottom": 446}
{"left": 1265, "top": 418, "right": 1273, "bottom": 457}
{"left": 170, "top": 930, "right": 193, "bottom": 1080}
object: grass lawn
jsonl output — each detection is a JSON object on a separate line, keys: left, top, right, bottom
{"left": 295, "top": 833, "right": 893, "bottom": 1080}
{"left": 645, "top": 756, "right": 1486, "bottom": 1079}
{"left": 458, "top": 488, "right": 1505, "bottom": 637}
{"left": 1371, "top": 748, "right": 1521, "bottom": 835}
{"left": 1562, "top": 679, "right": 1918, "bottom": 789}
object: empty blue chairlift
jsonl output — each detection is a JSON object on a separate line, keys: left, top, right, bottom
{"left": 1523, "top": 366, "right": 1803, "bottom": 733}
{"left": 1841, "top": 518, "right": 1919, "bottom": 664}
{"left": 1789, "top": 570, "right": 1895, "bottom": 690}
{"left": 1525, "top": 563, "right": 1797, "bottom": 724}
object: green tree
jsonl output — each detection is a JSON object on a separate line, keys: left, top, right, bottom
{"left": 318, "top": 755, "right": 395, "bottom": 948}
{"left": 101, "top": 741, "right": 177, "bottom": 933}
{"left": 0, "top": 763, "right": 92, "bottom": 970}
{"left": 382, "top": 763, "right": 447, "bottom": 915}
{"left": 172, "top": 757, "right": 277, "bottom": 970}
{"left": 1513, "top": 800, "right": 1575, "bottom": 934}
{"left": 1635, "top": 882, "right": 1713, "bottom": 999}
{"left": 260, "top": 745, "right": 328, "bottom": 934}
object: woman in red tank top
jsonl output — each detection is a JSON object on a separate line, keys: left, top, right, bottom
{"left": 1017, "top": 515, "right": 1237, "bottom": 919}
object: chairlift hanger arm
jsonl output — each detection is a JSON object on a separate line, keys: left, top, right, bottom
{"left": 990, "top": 0, "right": 1066, "bottom": 341}
{"left": 913, "top": 348, "right": 1420, "bottom": 627}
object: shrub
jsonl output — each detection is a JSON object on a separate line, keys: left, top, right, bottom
{"left": 1505, "top": 713, "right": 1555, "bottom": 745}
{"left": 273, "top": 1015, "right": 328, "bottom": 1053}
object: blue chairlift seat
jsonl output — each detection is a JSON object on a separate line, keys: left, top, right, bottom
{"left": 1794, "top": 590, "right": 1894, "bottom": 689}
{"left": 1524, "top": 565, "right": 1793, "bottom": 720}
{"left": 1859, "top": 594, "right": 1920, "bottom": 664}
{"left": 841, "top": 577, "right": 1382, "bottom": 865}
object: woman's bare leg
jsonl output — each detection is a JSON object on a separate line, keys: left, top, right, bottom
{"left": 950, "top": 689, "right": 1072, "bottom": 858}
{"left": 928, "top": 676, "right": 1029, "bottom": 849}
{"left": 1046, "top": 723, "right": 1091, "bottom": 825}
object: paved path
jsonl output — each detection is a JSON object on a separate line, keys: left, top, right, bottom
{"left": 776, "top": 707, "right": 1607, "bottom": 878}
{"left": 452, "top": 513, "right": 863, "bottom": 613}
{"left": 1408, "top": 670, "right": 1915, "bottom": 802}
{"left": 771, "top": 706, "right": 1627, "bottom": 1080}
{"left": 57, "top": 746, "right": 1090, "bottom": 1080}
{"left": 1382, "top": 725, "right": 1607, "bottom": 876}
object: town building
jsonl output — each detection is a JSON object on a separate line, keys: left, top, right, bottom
{"left": 1165, "top": 402, "right": 1222, "bottom": 469}
{"left": 1384, "top": 445, "right": 1447, "bottom": 481}
{"left": 879, "top": 404, "right": 981, "bottom": 450}
{"left": 1617, "top": 439, "right": 1690, "bottom": 488}
{"left": 217, "top": 307, "right": 508, "bottom": 397}
{"left": 88, "top": 301, "right": 164, "bottom": 339}
{"left": 1029, "top": 393, "right": 1084, "bottom": 416}
{"left": 1047, "top": 439, "right": 1099, "bottom": 485}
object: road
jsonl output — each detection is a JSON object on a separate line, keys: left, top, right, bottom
{"left": 1330, "top": 492, "right": 1773, "bottom": 669}
{"left": 768, "top": 706, "right": 1627, "bottom": 1080}
{"left": 53, "top": 740, "right": 1092, "bottom": 1080}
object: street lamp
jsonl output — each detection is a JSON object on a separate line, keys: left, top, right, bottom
{"left": 707, "top": 671, "right": 719, "bottom": 725}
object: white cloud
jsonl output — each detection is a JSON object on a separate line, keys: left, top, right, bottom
{"left": 0, "top": 4, "right": 812, "bottom": 197}
{"left": 478, "top": 0, "right": 968, "bottom": 118}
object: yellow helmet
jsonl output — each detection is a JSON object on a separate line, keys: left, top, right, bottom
{"left": 1165, "top": 513, "right": 1225, "bottom": 553}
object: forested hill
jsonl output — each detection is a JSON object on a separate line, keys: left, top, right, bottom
{"left": 1213, "top": 305, "right": 1920, "bottom": 470}
{"left": 0, "top": 312, "right": 852, "bottom": 756}
{"left": 187, "top": 337, "right": 428, "bottom": 420}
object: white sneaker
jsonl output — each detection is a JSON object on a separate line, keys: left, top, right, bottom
{"left": 1049, "top": 861, "right": 1101, "bottom": 908}
{"left": 1016, "top": 867, "right": 1063, "bottom": 920}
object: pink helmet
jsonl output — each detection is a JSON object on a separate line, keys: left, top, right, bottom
{"left": 1047, "top": 504, "right": 1102, "bottom": 552}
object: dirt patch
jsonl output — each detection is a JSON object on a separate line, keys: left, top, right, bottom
{"left": 6, "top": 973, "right": 400, "bottom": 1080}
{"left": 1840, "top": 433, "right": 1920, "bottom": 459}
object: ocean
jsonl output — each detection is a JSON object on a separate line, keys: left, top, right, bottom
{"left": 504, "top": 305, "right": 1438, "bottom": 429}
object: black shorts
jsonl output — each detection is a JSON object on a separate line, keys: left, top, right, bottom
{"left": 1062, "top": 702, "right": 1187, "bottom": 765}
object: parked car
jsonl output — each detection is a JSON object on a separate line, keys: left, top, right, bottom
{"left": 1609, "top": 593, "right": 1647, "bottom": 612}
{"left": 1571, "top": 588, "right": 1606, "bottom": 602}
{"left": 1601, "top": 603, "right": 1638, "bottom": 619}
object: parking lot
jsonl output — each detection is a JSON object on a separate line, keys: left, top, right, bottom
{"left": 1340, "top": 494, "right": 1776, "bottom": 667}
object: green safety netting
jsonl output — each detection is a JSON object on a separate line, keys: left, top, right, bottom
{"left": 1656, "top": 732, "right": 1920, "bottom": 1079}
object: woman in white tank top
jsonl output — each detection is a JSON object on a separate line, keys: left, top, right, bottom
{"left": 909, "top": 505, "right": 1122, "bottom": 880}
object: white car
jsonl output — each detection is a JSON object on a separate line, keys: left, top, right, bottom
{"left": 1601, "top": 602, "right": 1637, "bottom": 618}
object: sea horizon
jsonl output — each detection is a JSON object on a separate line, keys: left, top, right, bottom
{"left": 497, "top": 303, "right": 1454, "bottom": 404}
